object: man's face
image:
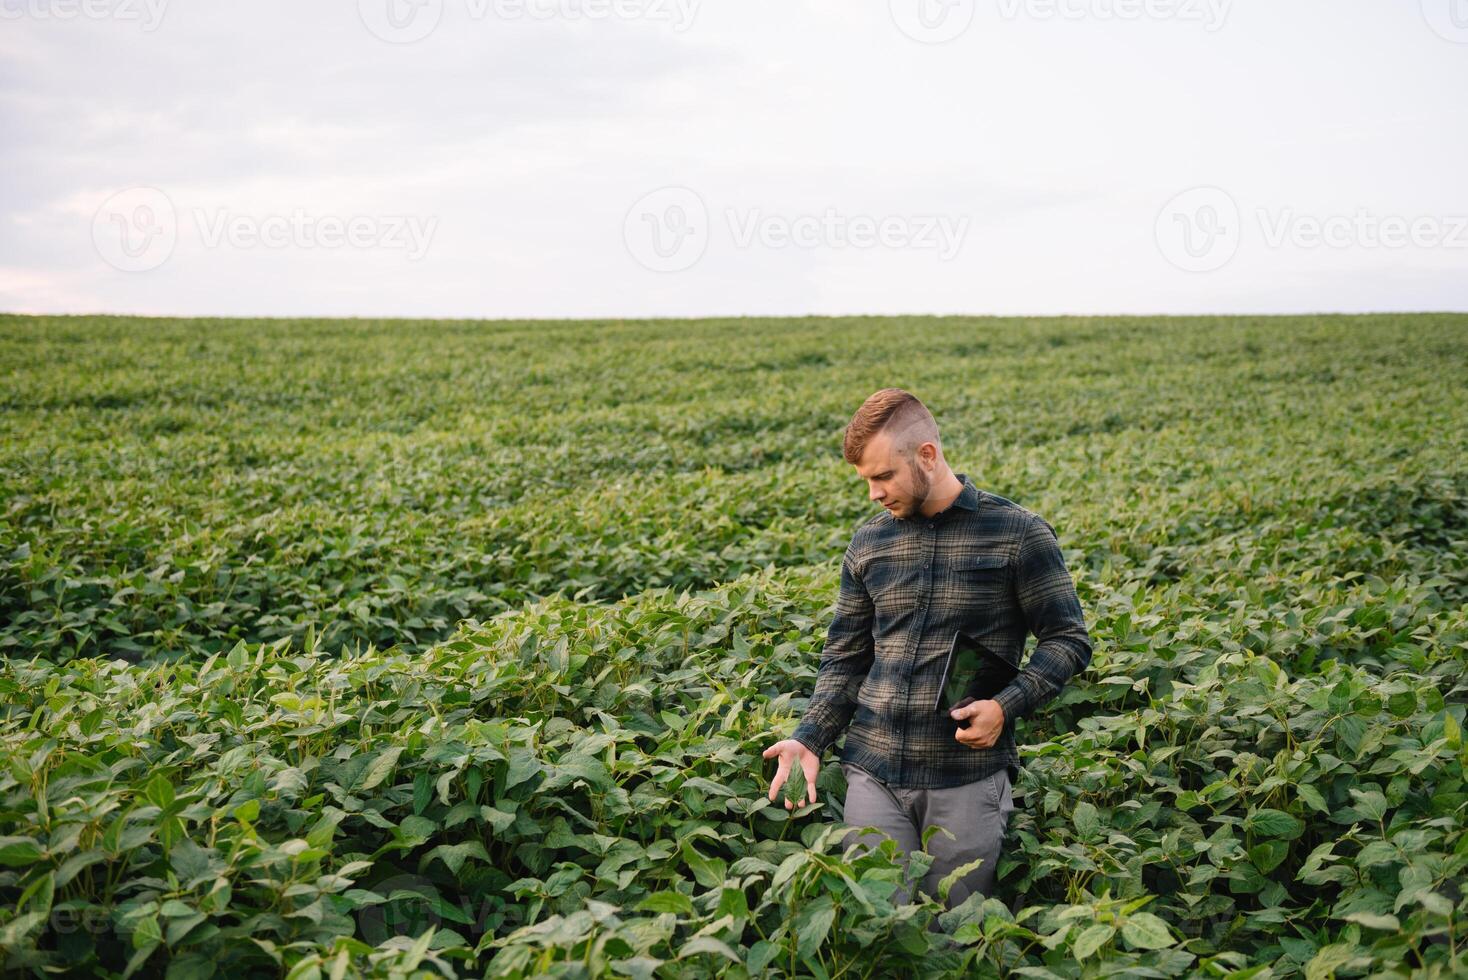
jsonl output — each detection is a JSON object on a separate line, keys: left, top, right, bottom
{"left": 855, "top": 431, "right": 932, "bottom": 520}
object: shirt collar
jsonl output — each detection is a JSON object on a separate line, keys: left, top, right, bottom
{"left": 951, "top": 472, "right": 980, "bottom": 511}
{"left": 923, "top": 471, "right": 980, "bottom": 521}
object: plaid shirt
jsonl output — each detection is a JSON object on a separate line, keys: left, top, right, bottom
{"left": 791, "top": 472, "right": 1093, "bottom": 789}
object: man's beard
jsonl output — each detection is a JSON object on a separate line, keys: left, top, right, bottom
{"left": 901, "top": 462, "right": 931, "bottom": 518}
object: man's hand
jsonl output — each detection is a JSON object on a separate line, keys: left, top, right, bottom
{"left": 950, "top": 699, "right": 1005, "bottom": 749}
{"left": 761, "top": 738, "right": 820, "bottom": 810}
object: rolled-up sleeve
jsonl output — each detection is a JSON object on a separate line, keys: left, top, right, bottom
{"left": 791, "top": 544, "right": 875, "bottom": 757}
{"left": 992, "top": 515, "right": 1093, "bottom": 724}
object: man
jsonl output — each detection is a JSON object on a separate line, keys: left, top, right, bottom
{"left": 762, "top": 387, "right": 1093, "bottom": 910}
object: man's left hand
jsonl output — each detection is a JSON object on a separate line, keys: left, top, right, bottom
{"left": 950, "top": 699, "right": 1005, "bottom": 749}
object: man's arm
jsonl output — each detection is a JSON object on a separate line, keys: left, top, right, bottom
{"left": 992, "top": 515, "right": 1093, "bottom": 724}
{"left": 790, "top": 543, "right": 875, "bottom": 757}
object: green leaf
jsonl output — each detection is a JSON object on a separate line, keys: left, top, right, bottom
{"left": 481, "top": 805, "right": 515, "bottom": 833}
{"left": 716, "top": 886, "right": 749, "bottom": 920}
{"left": 1347, "top": 788, "right": 1388, "bottom": 823}
{"left": 635, "top": 891, "right": 694, "bottom": 915}
{"left": 1073, "top": 923, "right": 1114, "bottom": 958}
{"left": 55, "top": 849, "right": 106, "bottom": 888}
{"left": 123, "top": 942, "right": 160, "bottom": 980}
{"left": 16, "top": 870, "right": 54, "bottom": 916}
{"left": 1335, "top": 715, "right": 1367, "bottom": 755}
{"left": 1296, "top": 784, "right": 1327, "bottom": 813}
{"left": 1386, "top": 691, "right": 1417, "bottom": 718}
{"left": 1342, "top": 912, "right": 1399, "bottom": 931}
{"left": 504, "top": 748, "right": 540, "bottom": 790}
{"left": 399, "top": 814, "right": 436, "bottom": 842}
{"left": 680, "top": 840, "right": 727, "bottom": 890}
{"left": 678, "top": 936, "right": 741, "bottom": 963}
{"left": 610, "top": 955, "right": 663, "bottom": 980}
{"left": 1249, "top": 840, "right": 1290, "bottom": 873}
{"left": 354, "top": 746, "right": 404, "bottom": 794}
{"left": 1247, "top": 808, "right": 1304, "bottom": 839}
{"left": 0, "top": 836, "right": 43, "bottom": 867}
{"left": 166, "top": 954, "right": 217, "bottom": 980}
{"left": 1120, "top": 912, "right": 1173, "bottom": 950}
{"left": 145, "top": 774, "right": 175, "bottom": 810}
{"left": 132, "top": 912, "right": 163, "bottom": 950}
{"left": 421, "top": 841, "right": 489, "bottom": 876}
{"left": 1073, "top": 800, "right": 1101, "bottom": 840}
{"left": 794, "top": 894, "right": 836, "bottom": 958}
{"left": 936, "top": 853, "right": 986, "bottom": 904}
{"left": 0, "top": 911, "right": 47, "bottom": 952}
{"left": 166, "top": 911, "right": 207, "bottom": 946}
{"left": 171, "top": 840, "right": 220, "bottom": 887}
{"left": 746, "top": 940, "right": 780, "bottom": 975}
{"left": 1306, "top": 939, "right": 1360, "bottom": 978}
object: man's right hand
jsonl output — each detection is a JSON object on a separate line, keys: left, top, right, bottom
{"left": 761, "top": 738, "right": 820, "bottom": 810}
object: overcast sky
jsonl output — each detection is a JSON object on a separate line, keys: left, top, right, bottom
{"left": 2, "top": 0, "right": 1465, "bottom": 319}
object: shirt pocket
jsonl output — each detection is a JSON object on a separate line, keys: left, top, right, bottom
{"left": 943, "top": 553, "right": 1011, "bottom": 608}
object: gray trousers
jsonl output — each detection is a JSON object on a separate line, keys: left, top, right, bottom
{"left": 839, "top": 761, "right": 1014, "bottom": 910}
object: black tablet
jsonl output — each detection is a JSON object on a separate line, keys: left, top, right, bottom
{"left": 934, "top": 629, "right": 1019, "bottom": 716}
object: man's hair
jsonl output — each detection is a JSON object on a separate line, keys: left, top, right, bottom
{"left": 842, "top": 388, "right": 940, "bottom": 464}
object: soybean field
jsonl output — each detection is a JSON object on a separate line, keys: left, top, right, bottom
{"left": 0, "top": 313, "right": 1465, "bottom": 978}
